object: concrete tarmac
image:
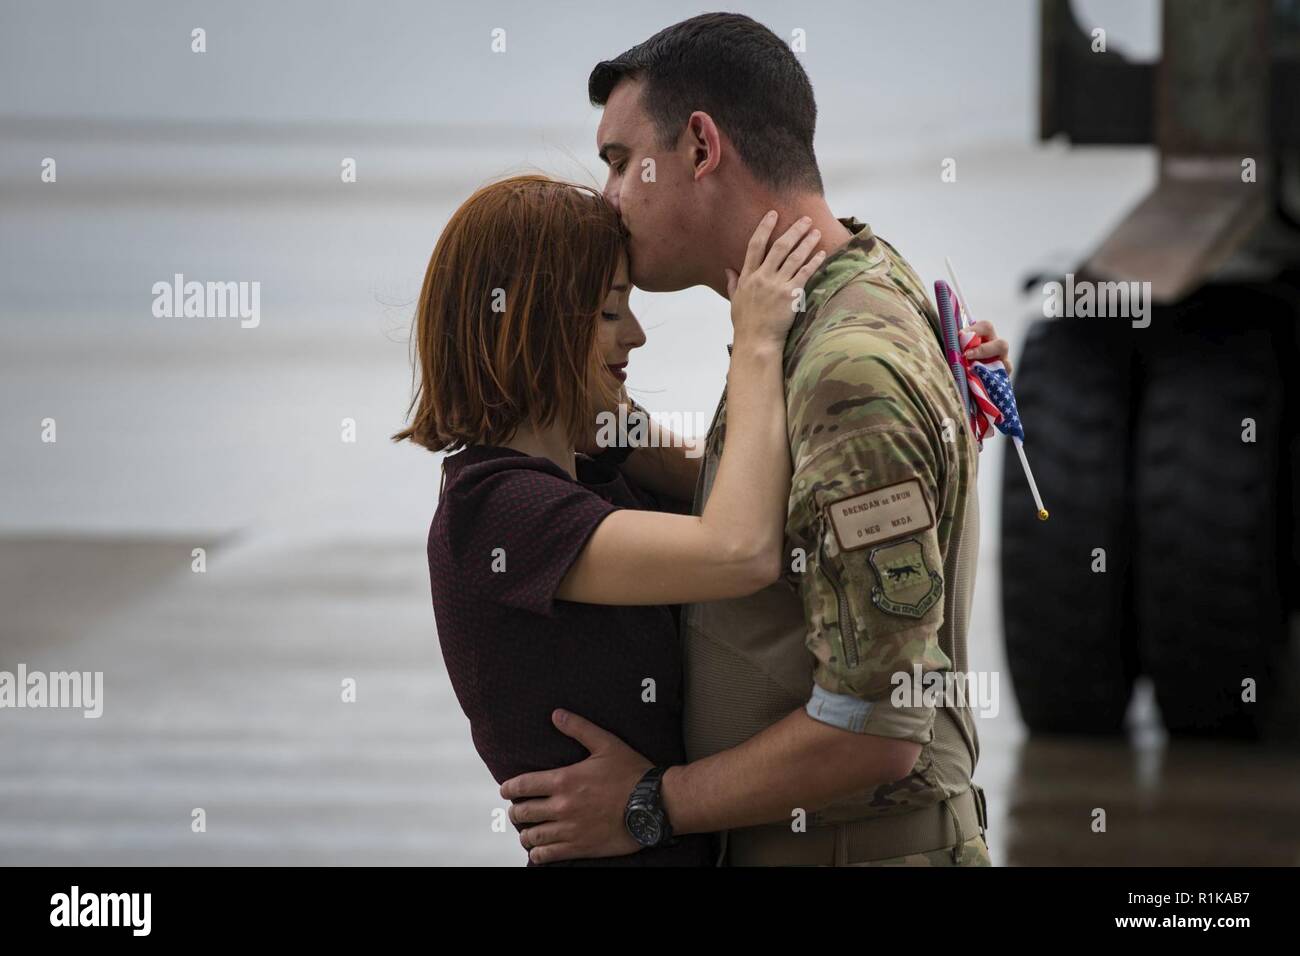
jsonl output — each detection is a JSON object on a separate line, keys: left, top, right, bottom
{"left": 3, "top": 535, "right": 1297, "bottom": 866}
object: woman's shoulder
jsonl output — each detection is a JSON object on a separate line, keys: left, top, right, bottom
{"left": 432, "top": 446, "right": 616, "bottom": 552}
{"left": 428, "top": 446, "right": 621, "bottom": 617}
{"left": 443, "top": 443, "right": 566, "bottom": 481}
{"left": 441, "top": 445, "right": 573, "bottom": 500}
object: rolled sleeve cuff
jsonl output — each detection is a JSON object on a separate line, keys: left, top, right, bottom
{"left": 806, "top": 684, "right": 935, "bottom": 743}
{"left": 805, "top": 684, "right": 874, "bottom": 733}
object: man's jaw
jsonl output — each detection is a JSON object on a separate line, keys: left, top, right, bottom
{"left": 629, "top": 250, "right": 728, "bottom": 297}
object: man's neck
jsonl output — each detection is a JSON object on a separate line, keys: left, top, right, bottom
{"left": 503, "top": 423, "right": 576, "bottom": 479}
{"left": 707, "top": 192, "right": 854, "bottom": 298}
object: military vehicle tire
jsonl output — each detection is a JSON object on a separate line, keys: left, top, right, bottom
{"left": 1133, "top": 286, "right": 1295, "bottom": 739}
{"left": 1001, "top": 317, "right": 1140, "bottom": 734}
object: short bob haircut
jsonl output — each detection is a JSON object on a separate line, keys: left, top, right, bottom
{"left": 394, "top": 175, "right": 626, "bottom": 453}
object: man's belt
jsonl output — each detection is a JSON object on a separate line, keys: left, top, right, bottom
{"left": 726, "top": 785, "right": 987, "bottom": 866}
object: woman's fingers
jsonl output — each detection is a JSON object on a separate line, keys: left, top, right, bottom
{"left": 760, "top": 217, "right": 813, "bottom": 275}
{"left": 742, "top": 210, "right": 779, "bottom": 276}
{"left": 728, "top": 213, "right": 826, "bottom": 345}
{"left": 739, "top": 213, "right": 823, "bottom": 285}
{"left": 778, "top": 227, "right": 822, "bottom": 281}
{"left": 965, "top": 338, "right": 1013, "bottom": 374}
{"left": 964, "top": 339, "right": 1004, "bottom": 359}
{"left": 965, "top": 320, "right": 1013, "bottom": 373}
{"left": 791, "top": 249, "right": 828, "bottom": 289}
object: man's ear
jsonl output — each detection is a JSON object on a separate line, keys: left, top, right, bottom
{"left": 686, "top": 111, "right": 722, "bottom": 182}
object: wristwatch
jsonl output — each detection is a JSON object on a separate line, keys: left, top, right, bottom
{"left": 624, "top": 766, "right": 674, "bottom": 848}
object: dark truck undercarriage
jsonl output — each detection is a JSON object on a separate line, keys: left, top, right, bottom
{"left": 1002, "top": 0, "right": 1300, "bottom": 740}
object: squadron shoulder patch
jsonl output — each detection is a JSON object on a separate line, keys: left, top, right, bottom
{"left": 826, "top": 478, "right": 935, "bottom": 552}
{"left": 868, "top": 537, "right": 942, "bottom": 618}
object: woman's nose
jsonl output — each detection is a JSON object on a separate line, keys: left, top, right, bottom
{"left": 623, "top": 317, "right": 647, "bottom": 350}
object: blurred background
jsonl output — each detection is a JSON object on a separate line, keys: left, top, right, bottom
{"left": 1, "top": 0, "right": 1296, "bottom": 865}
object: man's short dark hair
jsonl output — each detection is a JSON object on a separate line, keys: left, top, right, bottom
{"left": 589, "top": 13, "right": 823, "bottom": 194}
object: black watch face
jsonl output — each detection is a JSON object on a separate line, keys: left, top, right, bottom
{"left": 626, "top": 807, "right": 663, "bottom": 847}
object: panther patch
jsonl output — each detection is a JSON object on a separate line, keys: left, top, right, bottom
{"left": 868, "top": 537, "right": 942, "bottom": 618}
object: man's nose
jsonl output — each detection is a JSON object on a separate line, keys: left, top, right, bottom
{"left": 603, "top": 182, "right": 620, "bottom": 214}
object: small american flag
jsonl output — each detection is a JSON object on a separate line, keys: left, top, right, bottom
{"left": 940, "top": 258, "right": 1047, "bottom": 520}
{"left": 959, "top": 325, "right": 1024, "bottom": 444}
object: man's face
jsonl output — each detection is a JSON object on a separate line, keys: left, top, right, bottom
{"left": 596, "top": 79, "right": 700, "bottom": 292}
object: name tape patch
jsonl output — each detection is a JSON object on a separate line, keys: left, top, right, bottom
{"left": 826, "top": 478, "right": 935, "bottom": 551}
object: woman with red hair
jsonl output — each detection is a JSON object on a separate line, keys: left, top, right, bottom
{"left": 396, "top": 174, "right": 823, "bottom": 866}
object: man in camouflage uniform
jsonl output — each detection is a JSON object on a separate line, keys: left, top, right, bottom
{"left": 682, "top": 217, "right": 988, "bottom": 866}
{"left": 500, "top": 13, "right": 993, "bottom": 867}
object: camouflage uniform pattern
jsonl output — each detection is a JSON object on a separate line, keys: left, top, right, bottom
{"left": 685, "top": 218, "right": 985, "bottom": 864}
{"left": 860, "top": 834, "right": 992, "bottom": 867}
{"left": 782, "top": 219, "right": 976, "bottom": 733}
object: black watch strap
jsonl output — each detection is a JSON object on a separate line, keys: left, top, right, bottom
{"left": 626, "top": 765, "right": 675, "bottom": 848}
{"left": 632, "top": 765, "right": 666, "bottom": 795}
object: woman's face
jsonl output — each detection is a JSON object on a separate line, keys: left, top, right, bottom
{"left": 596, "top": 252, "right": 646, "bottom": 385}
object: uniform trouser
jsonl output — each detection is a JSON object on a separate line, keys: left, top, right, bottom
{"left": 724, "top": 785, "right": 990, "bottom": 866}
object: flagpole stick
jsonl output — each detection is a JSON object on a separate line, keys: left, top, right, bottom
{"left": 949, "top": 255, "right": 1047, "bottom": 521}
{"left": 945, "top": 256, "right": 976, "bottom": 327}
{"left": 1014, "top": 437, "right": 1049, "bottom": 521}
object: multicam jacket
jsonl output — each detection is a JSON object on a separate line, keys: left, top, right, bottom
{"left": 682, "top": 217, "right": 982, "bottom": 827}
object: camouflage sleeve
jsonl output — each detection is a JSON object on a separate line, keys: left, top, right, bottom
{"left": 787, "top": 351, "right": 953, "bottom": 745}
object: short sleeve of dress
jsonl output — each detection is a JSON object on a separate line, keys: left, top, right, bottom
{"left": 441, "top": 466, "right": 618, "bottom": 618}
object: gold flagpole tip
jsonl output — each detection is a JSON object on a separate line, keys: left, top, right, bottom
{"left": 1037, "top": 508, "right": 1050, "bottom": 521}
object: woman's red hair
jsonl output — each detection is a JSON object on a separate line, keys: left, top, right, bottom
{"left": 394, "top": 174, "right": 625, "bottom": 452}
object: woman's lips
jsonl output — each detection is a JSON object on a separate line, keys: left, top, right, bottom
{"left": 606, "top": 363, "right": 627, "bottom": 382}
